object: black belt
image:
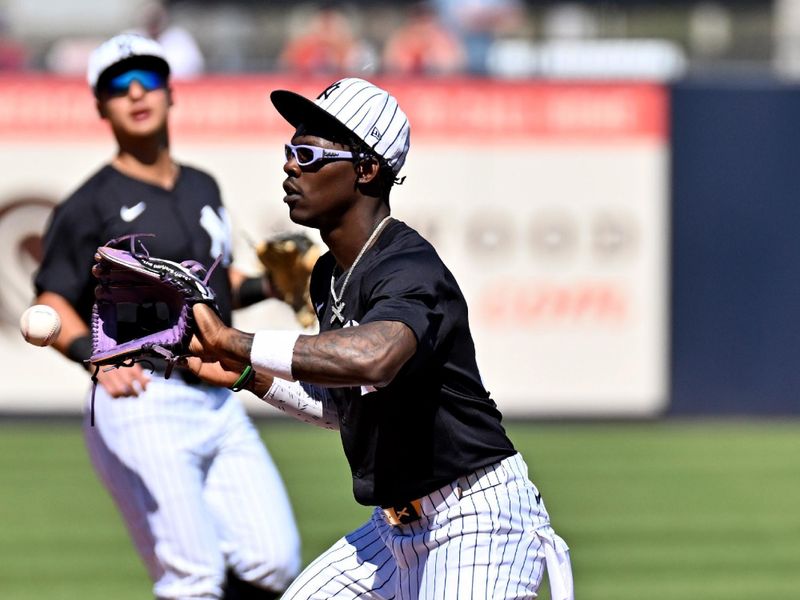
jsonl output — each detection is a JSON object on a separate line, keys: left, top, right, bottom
{"left": 379, "top": 456, "right": 516, "bottom": 527}
{"left": 382, "top": 499, "right": 424, "bottom": 526}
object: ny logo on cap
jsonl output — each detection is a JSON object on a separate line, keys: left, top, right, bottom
{"left": 116, "top": 37, "right": 134, "bottom": 58}
{"left": 317, "top": 82, "right": 341, "bottom": 101}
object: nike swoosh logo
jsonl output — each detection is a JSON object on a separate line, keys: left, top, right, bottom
{"left": 120, "top": 201, "right": 146, "bottom": 222}
{"left": 314, "top": 302, "right": 325, "bottom": 314}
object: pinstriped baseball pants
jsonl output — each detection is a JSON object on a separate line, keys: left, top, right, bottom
{"left": 84, "top": 377, "right": 301, "bottom": 599}
{"left": 283, "top": 453, "right": 573, "bottom": 600}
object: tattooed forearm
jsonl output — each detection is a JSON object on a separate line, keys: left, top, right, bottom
{"left": 224, "top": 329, "right": 255, "bottom": 361}
{"left": 292, "top": 320, "right": 416, "bottom": 387}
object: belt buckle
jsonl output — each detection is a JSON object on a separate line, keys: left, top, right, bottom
{"left": 383, "top": 499, "right": 422, "bottom": 526}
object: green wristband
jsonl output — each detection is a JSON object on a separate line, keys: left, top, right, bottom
{"left": 230, "top": 365, "right": 254, "bottom": 392}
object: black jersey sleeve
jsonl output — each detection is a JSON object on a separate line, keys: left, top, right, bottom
{"left": 359, "top": 249, "right": 458, "bottom": 364}
{"left": 34, "top": 195, "right": 103, "bottom": 307}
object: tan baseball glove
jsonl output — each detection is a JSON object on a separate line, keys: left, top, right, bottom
{"left": 255, "top": 232, "right": 320, "bottom": 329}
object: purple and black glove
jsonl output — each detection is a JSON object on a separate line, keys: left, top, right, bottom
{"left": 89, "top": 234, "right": 220, "bottom": 377}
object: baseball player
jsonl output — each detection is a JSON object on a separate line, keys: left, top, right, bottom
{"left": 183, "top": 78, "right": 574, "bottom": 599}
{"left": 32, "top": 34, "right": 300, "bottom": 600}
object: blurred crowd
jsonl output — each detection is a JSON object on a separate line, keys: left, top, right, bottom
{"left": 0, "top": 0, "right": 795, "bottom": 79}
{"left": 0, "top": 0, "right": 526, "bottom": 78}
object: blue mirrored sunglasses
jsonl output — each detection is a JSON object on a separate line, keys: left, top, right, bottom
{"left": 284, "top": 143, "right": 363, "bottom": 167}
{"left": 105, "top": 70, "right": 166, "bottom": 96}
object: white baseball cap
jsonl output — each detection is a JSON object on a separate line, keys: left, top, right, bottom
{"left": 271, "top": 78, "right": 411, "bottom": 175}
{"left": 87, "top": 33, "right": 170, "bottom": 93}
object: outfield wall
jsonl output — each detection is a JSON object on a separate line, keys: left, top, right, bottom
{"left": 0, "top": 76, "right": 669, "bottom": 417}
{"left": 669, "top": 80, "right": 800, "bottom": 415}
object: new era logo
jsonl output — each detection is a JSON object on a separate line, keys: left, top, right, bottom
{"left": 369, "top": 126, "right": 382, "bottom": 140}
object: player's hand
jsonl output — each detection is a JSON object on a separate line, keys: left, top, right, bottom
{"left": 182, "top": 356, "right": 240, "bottom": 387}
{"left": 182, "top": 356, "right": 272, "bottom": 396}
{"left": 190, "top": 304, "right": 253, "bottom": 363}
{"left": 94, "top": 362, "right": 150, "bottom": 398}
{"left": 188, "top": 304, "right": 268, "bottom": 394}
{"left": 189, "top": 303, "right": 230, "bottom": 359}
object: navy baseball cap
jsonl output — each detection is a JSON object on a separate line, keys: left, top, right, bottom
{"left": 271, "top": 78, "right": 411, "bottom": 175}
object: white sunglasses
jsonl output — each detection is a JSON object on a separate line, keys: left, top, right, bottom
{"left": 284, "top": 143, "right": 364, "bottom": 167}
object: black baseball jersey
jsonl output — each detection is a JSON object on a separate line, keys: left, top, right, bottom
{"left": 310, "top": 219, "right": 516, "bottom": 507}
{"left": 35, "top": 164, "right": 234, "bottom": 327}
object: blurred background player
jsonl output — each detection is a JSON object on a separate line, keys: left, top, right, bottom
{"left": 32, "top": 33, "right": 300, "bottom": 600}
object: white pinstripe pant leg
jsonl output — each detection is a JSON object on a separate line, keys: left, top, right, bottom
{"left": 281, "top": 454, "right": 571, "bottom": 600}
{"left": 402, "top": 453, "right": 571, "bottom": 600}
{"left": 84, "top": 378, "right": 298, "bottom": 599}
{"left": 201, "top": 396, "right": 301, "bottom": 593}
{"left": 280, "top": 517, "right": 397, "bottom": 600}
{"left": 412, "top": 455, "right": 550, "bottom": 599}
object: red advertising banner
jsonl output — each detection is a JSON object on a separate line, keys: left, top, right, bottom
{"left": 0, "top": 75, "right": 666, "bottom": 142}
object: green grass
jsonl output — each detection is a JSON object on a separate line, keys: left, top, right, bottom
{"left": 0, "top": 419, "right": 798, "bottom": 599}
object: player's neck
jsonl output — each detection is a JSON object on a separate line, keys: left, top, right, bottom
{"left": 112, "top": 146, "right": 179, "bottom": 190}
{"left": 324, "top": 209, "right": 391, "bottom": 272}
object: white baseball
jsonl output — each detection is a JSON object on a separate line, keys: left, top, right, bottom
{"left": 20, "top": 304, "right": 62, "bottom": 347}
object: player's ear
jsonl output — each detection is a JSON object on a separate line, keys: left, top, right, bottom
{"left": 166, "top": 86, "right": 174, "bottom": 107}
{"left": 355, "top": 156, "right": 380, "bottom": 184}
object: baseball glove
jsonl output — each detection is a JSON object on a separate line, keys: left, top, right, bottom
{"left": 255, "top": 232, "right": 320, "bottom": 329}
{"left": 89, "top": 233, "right": 221, "bottom": 376}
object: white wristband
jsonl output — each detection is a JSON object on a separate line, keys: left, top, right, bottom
{"left": 250, "top": 330, "right": 300, "bottom": 381}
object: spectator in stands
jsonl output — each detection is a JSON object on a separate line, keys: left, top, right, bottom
{"left": 278, "top": 2, "right": 375, "bottom": 75}
{"left": 45, "top": 37, "right": 101, "bottom": 76}
{"left": 0, "top": 11, "right": 27, "bottom": 71}
{"left": 45, "top": 2, "right": 205, "bottom": 79}
{"left": 382, "top": 1, "right": 466, "bottom": 76}
{"left": 138, "top": 1, "right": 205, "bottom": 78}
{"left": 432, "top": 0, "right": 523, "bottom": 74}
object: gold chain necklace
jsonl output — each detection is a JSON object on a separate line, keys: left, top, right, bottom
{"left": 329, "top": 215, "right": 392, "bottom": 324}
